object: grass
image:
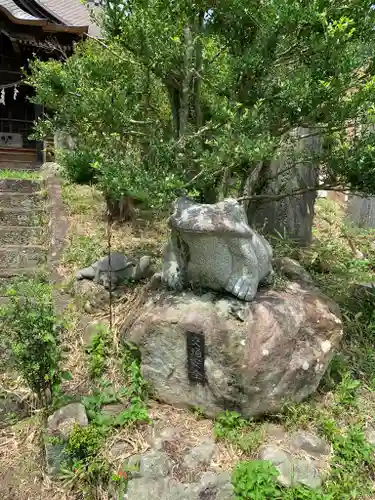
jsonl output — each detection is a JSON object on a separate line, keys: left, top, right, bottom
{"left": 59, "top": 181, "right": 166, "bottom": 283}
{"left": 0, "top": 169, "right": 41, "bottom": 180}
{"left": 214, "top": 411, "right": 265, "bottom": 457}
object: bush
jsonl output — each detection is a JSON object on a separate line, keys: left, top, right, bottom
{"left": 61, "top": 423, "right": 110, "bottom": 496}
{"left": 1, "top": 281, "right": 69, "bottom": 405}
{"left": 65, "top": 423, "right": 104, "bottom": 462}
{"left": 56, "top": 148, "right": 96, "bottom": 185}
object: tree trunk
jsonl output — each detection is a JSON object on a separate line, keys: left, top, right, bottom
{"left": 179, "top": 25, "right": 194, "bottom": 139}
{"left": 105, "top": 195, "right": 135, "bottom": 222}
{"left": 247, "top": 128, "right": 320, "bottom": 247}
{"left": 194, "top": 12, "right": 204, "bottom": 131}
{"left": 167, "top": 84, "right": 180, "bottom": 138}
{"left": 346, "top": 195, "right": 375, "bottom": 228}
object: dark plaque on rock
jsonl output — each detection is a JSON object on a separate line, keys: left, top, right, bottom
{"left": 186, "top": 331, "right": 205, "bottom": 384}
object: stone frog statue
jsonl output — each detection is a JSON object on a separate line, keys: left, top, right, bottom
{"left": 76, "top": 252, "right": 152, "bottom": 290}
{"left": 159, "top": 197, "right": 273, "bottom": 301}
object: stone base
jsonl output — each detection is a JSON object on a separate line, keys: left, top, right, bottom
{"left": 122, "top": 282, "right": 343, "bottom": 418}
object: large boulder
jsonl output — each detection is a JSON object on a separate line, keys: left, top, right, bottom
{"left": 122, "top": 282, "right": 342, "bottom": 418}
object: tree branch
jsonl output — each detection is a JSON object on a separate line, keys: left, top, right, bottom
{"left": 237, "top": 185, "right": 347, "bottom": 203}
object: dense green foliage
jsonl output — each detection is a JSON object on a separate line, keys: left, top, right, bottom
{"left": 232, "top": 460, "right": 280, "bottom": 499}
{"left": 232, "top": 460, "right": 327, "bottom": 499}
{"left": 29, "top": 1, "right": 375, "bottom": 211}
{"left": 0, "top": 281, "right": 69, "bottom": 404}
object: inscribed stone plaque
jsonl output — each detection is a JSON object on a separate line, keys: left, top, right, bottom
{"left": 186, "top": 331, "right": 205, "bottom": 384}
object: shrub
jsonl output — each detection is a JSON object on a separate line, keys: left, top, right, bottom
{"left": 56, "top": 148, "right": 96, "bottom": 185}
{"left": 61, "top": 424, "right": 110, "bottom": 496}
{"left": 1, "top": 281, "right": 69, "bottom": 405}
{"left": 65, "top": 423, "right": 104, "bottom": 462}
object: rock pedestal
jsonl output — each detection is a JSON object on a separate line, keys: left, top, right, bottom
{"left": 122, "top": 282, "right": 342, "bottom": 418}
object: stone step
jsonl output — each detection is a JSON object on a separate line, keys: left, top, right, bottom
{"left": 0, "top": 179, "right": 41, "bottom": 193}
{"left": 0, "top": 193, "right": 42, "bottom": 210}
{"left": 0, "top": 245, "right": 46, "bottom": 269}
{"left": 0, "top": 226, "right": 44, "bottom": 245}
{"left": 0, "top": 149, "right": 37, "bottom": 162}
{"left": 0, "top": 208, "right": 44, "bottom": 227}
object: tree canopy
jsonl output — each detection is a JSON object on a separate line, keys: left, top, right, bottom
{"left": 28, "top": 0, "right": 375, "bottom": 212}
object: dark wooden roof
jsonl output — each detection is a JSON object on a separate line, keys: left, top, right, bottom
{"left": 37, "top": 0, "right": 100, "bottom": 36}
{"left": 0, "top": 0, "right": 100, "bottom": 35}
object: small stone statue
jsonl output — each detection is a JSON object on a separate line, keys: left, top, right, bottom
{"left": 159, "top": 197, "right": 273, "bottom": 301}
{"left": 76, "top": 252, "right": 151, "bottom": 290}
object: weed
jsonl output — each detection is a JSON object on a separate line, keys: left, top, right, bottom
{"left": 232, "top": 460, "right": 280, "bottom": 499}
{"left": 214, "top": 411, "right": 264, "bottom": 455}
{"left": 64, "top": 347, "right": 150, "bottom": 496}
{"left": 113, "top": 400, "right": 149, "bottom": 427}
{"left": 83, "top": 382, "right": 121, "bottom": 417}
{"left": 110, "top": 470, "right": 129, "bottom": 498}
{"left": 82, "top": 349, "right": 150, "bottom": 432}
{"left": 281, "top": 486, "right": 328, "bottom": 499}
{"left": 86, "top": 323, "right": 111, "bottom": 379}
{"left": 4, "top": 411, "right": 19, "bottom": 426}
{"left": 65, "top": 423, "right": 104, "bottom": 461}
{"left": 57, "top": 149, "right": 96, "bottom": 185}
{"left": 269, "top": 271, "right": 289, "bottom": 291}
{"left": 340, "top": 308, "right": 375, "bottom": 385}
{"left": 323, "top": 424, "right": 375, "bottom": 498}
{"left": 320, "top": 354, "right": 350, "bottom": 391}
{"left": 190, "top": 406, "right": 206, "bottom": 419}
{"left": 281, "top": 402, "right": 319, "bottom": 430}
{"left": 318, "top": 417, "right": 340, "bottom": 442}
{"left": 0, "top": 281, "right": 70, "bottom": 405}
{"left": 47, "top": 435, "right": 65, "bottom": 448}
{"left": 232, "top": 460, "right": 329, "bottom": 499}
{"left": 268, "top": 231, "right": 300, "bottom": 261}
{"left": 214, "top": 411, "right": 248, "bottom": 437}
{"left": 121, "top": 343, "right": 148, "bottom": 401}
{"left": 335, "top": 373, "right": 361, "bottom": 407}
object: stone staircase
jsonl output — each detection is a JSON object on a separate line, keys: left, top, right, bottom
{"left": 0, "top": 148, "right": 39, "bottom": 171}
{"left": 0, "top": 167, "right": 47, "bottom": 301}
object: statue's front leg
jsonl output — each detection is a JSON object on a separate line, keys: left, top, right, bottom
{"left": 224, "top": 240, "right": 260, "bottom": 301}
{"left": 225, "top": 274, "right": 258, "bottom": 301}
{"left": 161, "top": 231, "right": 184, "bottom": 291}
{"left": 76, "top": 265, "right": 96, "bottom": 280}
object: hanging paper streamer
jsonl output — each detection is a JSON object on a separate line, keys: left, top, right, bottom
{"left": 0, "top": 89, "right": 5, "bottom": 106}
{"left": 13, "top": 85, "right": 19, "bottom": 100}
